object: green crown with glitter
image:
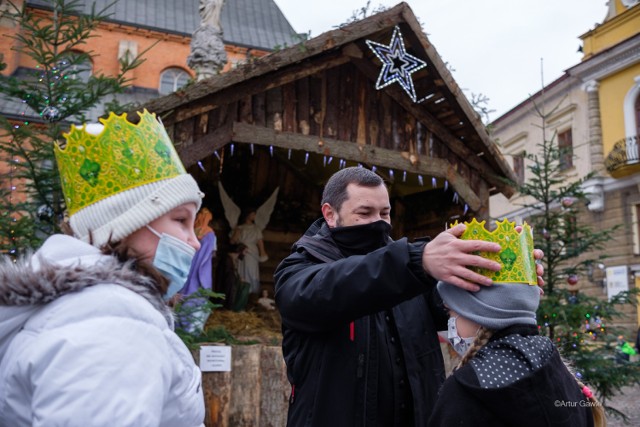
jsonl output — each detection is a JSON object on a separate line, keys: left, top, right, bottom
{"left": 453, "top": 218, "right": 537, "bottom": 285}
{"left": 55, "top": 110, "right": 186, "bottom": 215}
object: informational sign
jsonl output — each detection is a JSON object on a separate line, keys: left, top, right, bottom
{"left": 606, "top": 265, "right": 629, "bottom": 301}
{"left": 200, "top": 345, "right": 231, "bottom": 372}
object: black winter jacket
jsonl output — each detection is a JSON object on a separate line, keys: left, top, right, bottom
{"left": 428, "top": 325, "right": 595, "bottom": 427}
{"left": 274, "top": 219, "right": 447, "bottom": 427}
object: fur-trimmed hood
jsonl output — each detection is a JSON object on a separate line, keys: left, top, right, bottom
{"left": 0, "top": 235, "right": 173, "bottom": 357}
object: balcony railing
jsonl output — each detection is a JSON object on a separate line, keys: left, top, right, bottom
{"left": 605, "top": 135, "right": 640, "bottom": 178}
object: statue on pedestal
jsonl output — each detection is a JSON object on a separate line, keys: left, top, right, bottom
{"left": 187, "top": 0, "right": 228, "bottom": 81}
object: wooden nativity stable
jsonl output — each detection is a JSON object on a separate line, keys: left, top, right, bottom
{"left": 137, "top": 2, "right": 517, "bottom": 291}
{"left": 132, "top": 3, "right": 518, "bottom": 425}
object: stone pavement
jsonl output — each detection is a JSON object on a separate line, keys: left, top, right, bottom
{"left": 606, "top": 383, "right": 640, "bottom": 427}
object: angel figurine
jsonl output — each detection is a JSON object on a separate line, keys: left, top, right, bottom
{"left": 218, "top": 182, "right": 279, "bottom": 295}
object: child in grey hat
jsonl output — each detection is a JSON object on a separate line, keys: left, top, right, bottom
{"left": 428, "top": 280, "right": 605, "bottom": 427}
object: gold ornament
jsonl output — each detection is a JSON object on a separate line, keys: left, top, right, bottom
{"left": 55, "top": 110, "right": 186, "bottom": 215}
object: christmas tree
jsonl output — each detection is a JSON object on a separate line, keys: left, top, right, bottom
{"left": 0, "top": 0, "right": 151, "bottom": 257}
{"left": 508, "top": 101, "right": 640, "bottom": 417}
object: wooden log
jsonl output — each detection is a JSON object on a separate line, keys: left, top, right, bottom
{"left": 228, "top": 345, "right": 261, "bottom": 426}
{"left": 347, "top": 49, "right": 512, "bottom": 196}
{"left": 259, "top": 346, "right": 290, "bottom": 427}
{"left": 192, "top": 345, "right": 232, "bottom": 427}
{"left": 139, "top": 5, "right": 411, "bottom": 120}
{"left": 231, "top": 122, "right": 482, "bottom": 210}
{"left": 337, "top": 65, "right": 353, "bottom": 142}
{"left": 239, "top": 95, "right": 253, "bottom": 124}
{"left": 191, "top": 344, "right": 290, "bottom": 427}
{"left": 367, "top": 84, "right": 380, "bottom": 147}
{"left": 295, "top": 77, "right": 310, "bottom": 135}
{"left": 324, "top": 67, "right": 339, "bottom": 139}
{"left": 253, "top": 92, "right": 267, "bottom": 127}
{"left": 196, "top": 113, "right": 209, "bottom": 140}
{"left": 178, "top": 122, "right": 233, "bottom": 168}
{"left": 282, "top": 83, "right": 296, "bottom": 133}
{"left": 308, "top": 74, "right": 322, "bottom": 136}
{"left": 150, "top": 53, "right": 350, "bottom": 126}
{"left": 174, "top": 117, "right": 195, "bottom": 149}
{"left": 266, "top": 87, "right": 283, "bottom": 131}
{"left": 356, "top": 75, "right": 367, "bottom": 147}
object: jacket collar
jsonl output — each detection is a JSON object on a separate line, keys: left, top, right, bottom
{"left": 0, "top": 235, "right": 174, "bottom": 353}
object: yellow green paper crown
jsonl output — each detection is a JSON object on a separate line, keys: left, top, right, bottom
{"left": 55, "top": 110, "right": 186, "bottom": 215}
{"left": 453, "top": 218, "right": 537, "bottom": 285}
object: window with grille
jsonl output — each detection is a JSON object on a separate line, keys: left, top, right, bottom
{"left": 558, "top": 129, "right": 573, "bottom": 171}
{"left": 513, "top": 152, "right": 525, "bottom": 184}
{"left": 635, "top": 93, "right": 640, "bottom": 137}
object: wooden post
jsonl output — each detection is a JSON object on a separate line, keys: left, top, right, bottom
{"left": 192, "top": 344, "right": 289, "bottom": 427}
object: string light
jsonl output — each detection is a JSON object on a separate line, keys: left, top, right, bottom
{"left": 365, "top": 26, "right": 428, "bottom": 103}
{"left": 197, "top": 161, "right": 205, "bottom": 172}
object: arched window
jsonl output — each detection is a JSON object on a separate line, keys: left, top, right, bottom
{"left": 159, "top": 68, "right": 190, "bottom": 95}
{"left": 624, "top": 76, "right": 640, "bottom": 138}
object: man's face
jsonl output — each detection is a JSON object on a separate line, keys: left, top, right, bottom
{"left": 322, "top": 183, "right": 391, "bottom": 228}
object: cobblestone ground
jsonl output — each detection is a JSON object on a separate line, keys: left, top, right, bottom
{"left": 605, "top": 383, "right": 640, "bottom": 427}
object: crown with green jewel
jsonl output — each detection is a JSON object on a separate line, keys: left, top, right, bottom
{"left": 453, "top": 218, "right": 537, "bottom": 285}
{"left": 55, "top": 110, "right": 186, "bottom": 215}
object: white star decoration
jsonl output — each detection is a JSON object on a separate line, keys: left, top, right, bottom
{"left": 365, "top": 26, "right": 427, "bottom": 102}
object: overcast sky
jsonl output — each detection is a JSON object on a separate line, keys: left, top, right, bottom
{"left": 273, "top": 0, "right": 609, "bottom": 121}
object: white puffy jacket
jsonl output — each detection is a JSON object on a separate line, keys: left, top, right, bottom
{"left": 0, "top": 235, "right": 205, "bottom": 427}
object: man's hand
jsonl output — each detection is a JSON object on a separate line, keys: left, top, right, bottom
{"left": 515, "top": 224, "right": 545, "bottom": 288}
{"left": 422, "top": 223, "right": 501, "bottom": 292}
{"left": 534, "top": 249, "right": 544, "bottom": 288}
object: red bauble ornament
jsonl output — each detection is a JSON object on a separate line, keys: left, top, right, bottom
{"left": 567, "top": 274, "right": 579, "bottom": 285}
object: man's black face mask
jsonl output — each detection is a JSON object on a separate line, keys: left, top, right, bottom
{"left": 329, "top": 220, "right": 392, "bottom": 256}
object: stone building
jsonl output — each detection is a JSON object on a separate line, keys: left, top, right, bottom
{"left": 490, "top": 0, "right": 640, "bottom": 332}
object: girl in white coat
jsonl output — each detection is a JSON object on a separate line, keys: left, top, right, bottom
{"left": 0, "top": 110, "right": 206, "bottom": 427}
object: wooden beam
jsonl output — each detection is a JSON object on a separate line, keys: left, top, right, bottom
{"left": 139, "top": 5, "right": 410, "bottom": 118}
{"left": 178, "top": 122, "right": 233, "bottom": 168}
{"left": 347, "top": 45, "right": 513, "bottom": 197}
{"left": 231, "top": 122, "right": 482, "bottom": 210}
{"left": 398, "top": 9, "right": 517, "bottom": 194}
{"left": 145, "top": 53, "right": 351, "bottom": 126}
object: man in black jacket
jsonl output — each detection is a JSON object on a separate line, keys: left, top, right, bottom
{"left": 275, "top": 167, "right": 539, "bottom": 426}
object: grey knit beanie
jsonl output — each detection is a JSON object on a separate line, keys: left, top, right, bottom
{"left": 437, "top": 281, "right": 540, "bottom": 330}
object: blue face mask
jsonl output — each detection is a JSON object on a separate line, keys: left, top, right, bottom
{"left": 146, "top": 226, "right": 196, "bottom": 301}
